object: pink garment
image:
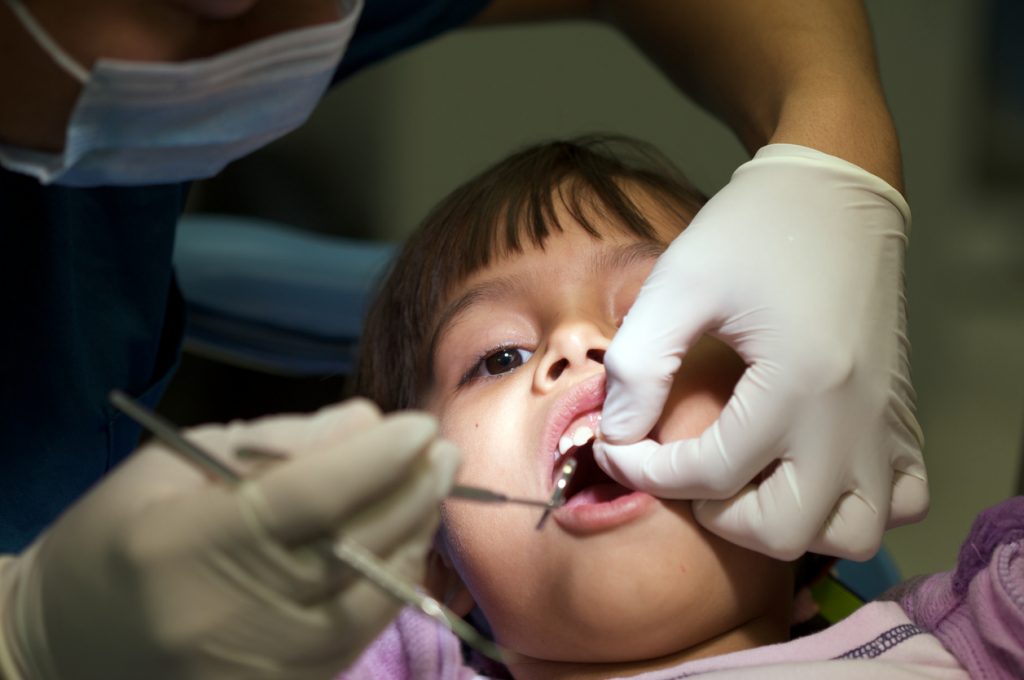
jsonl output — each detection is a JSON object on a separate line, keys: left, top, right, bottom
{"left": 340, "top": 497, "right": 1024, "bottom": 679}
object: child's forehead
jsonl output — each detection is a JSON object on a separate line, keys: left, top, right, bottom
{"left": 433, "top": 231, "right": 666, "bottom": 347}
{"left": 466, "top": 191, "right": 678, "bottom": 278}
{"left": 421, "top": 195, "right": 680, "bottom": 382}
{"left": 455, "top": 224, "right": 665, "bottom": 295}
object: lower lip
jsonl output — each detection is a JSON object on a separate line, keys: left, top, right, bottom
{"left": 553, "top": 484, "right": 655, "bottom": 533}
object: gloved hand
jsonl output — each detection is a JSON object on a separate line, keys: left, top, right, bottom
{"left": 595, "top": 144, "right": 928, "bottom": 561}
{"left": 0, "top": 399, "right": 459, "bottom": 680}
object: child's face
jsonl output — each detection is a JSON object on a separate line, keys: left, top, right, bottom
{"left": 423, "top": 205, "right": 791, "bottom": 671}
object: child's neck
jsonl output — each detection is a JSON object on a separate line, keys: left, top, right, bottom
{"left": 505, "top": 610, "right": 789, "bottom": 680}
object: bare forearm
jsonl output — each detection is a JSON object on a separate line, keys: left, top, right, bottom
{"left": 598, "top": 0, "right": 902, "bottom": 190}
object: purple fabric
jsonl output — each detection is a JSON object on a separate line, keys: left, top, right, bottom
{"left": 896, "top": 496, "right": 1024, "bottom": 680}
{"left": 340, "top": 607, "right": 480, "bottom": 680}
{"left": 952, "top": 496, "right": 1024, "bottom": 596}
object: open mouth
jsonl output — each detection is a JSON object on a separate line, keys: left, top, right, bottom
{"left": 553, "top": 437, "right": 633, "bottom": 509}
{"left": 539, "top": 377, "right": 655, "bottom": 532}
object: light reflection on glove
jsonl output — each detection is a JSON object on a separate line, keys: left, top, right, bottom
{"left": 595, "top": 144, "right": 928, "bottom": 561}
{"left": 0, "top": 399, "right": 459, "bottom": 680}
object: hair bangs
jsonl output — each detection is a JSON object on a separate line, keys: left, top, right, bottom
{"left": 357, "top": 136, "right": 708, "bottom": 412}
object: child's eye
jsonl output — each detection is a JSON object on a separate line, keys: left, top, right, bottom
{"left": 464, "top": 346, "right": 534, "bottom": 384}
{"left": 481, "top": 347, "right": 533, "bottom": 376}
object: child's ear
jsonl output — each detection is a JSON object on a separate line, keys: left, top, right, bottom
{"left": 424, "top": 537, "right": 475, "bottom": 617}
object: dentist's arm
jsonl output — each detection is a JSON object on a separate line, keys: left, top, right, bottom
{"left": 473, "top": 0, "right": 928, "bottom": 559}
{"left": 0, "top": 400, "right": 458, "bottom": 680}
{"left": 475, "top": 0, "right": 903, "bottom": 188}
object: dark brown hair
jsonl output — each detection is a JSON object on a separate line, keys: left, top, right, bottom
{"left": 357, "top": 135, "right": 707, "bottom": 411}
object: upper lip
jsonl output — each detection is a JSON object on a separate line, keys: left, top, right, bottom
{"left": 539, "top": 373, "right": 606, "bottom": 489}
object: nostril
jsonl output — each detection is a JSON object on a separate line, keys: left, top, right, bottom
{"left": 548, "top": 358, "right": 568, "bottom": 381}
{"left": 587, "top": 349, "right": 605, "bottom": 364}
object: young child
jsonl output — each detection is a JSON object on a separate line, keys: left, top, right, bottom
{"left": 347, "top": 137, "right": 1023, "bottom": 679}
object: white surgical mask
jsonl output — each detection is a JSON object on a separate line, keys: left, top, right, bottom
{"left": 0, "top": 0, "right": 362, "bottom": 187}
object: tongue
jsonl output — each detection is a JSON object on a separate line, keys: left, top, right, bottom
{"left": 563, "top": 482, "right": 632, "bottom": 509}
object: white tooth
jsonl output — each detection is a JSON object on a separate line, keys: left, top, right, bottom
{"left": 573, "top": 426, "right": 594, "bottom": 447}
{"left": 559, "top": 435, "right": 574, "bottom": 455}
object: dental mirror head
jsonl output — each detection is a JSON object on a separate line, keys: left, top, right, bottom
{"left": 536, "top": 457, "right": 578, "bottom": 530}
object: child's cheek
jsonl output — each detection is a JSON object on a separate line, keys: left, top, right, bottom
{"left": 649, "top": 336, "right": 746, "bottom": 443}
{"left": 436, "top": 394, "right": 524, "bottom": 489}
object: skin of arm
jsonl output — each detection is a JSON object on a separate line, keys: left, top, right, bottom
{"left": 471, "top": 0, "right": 904, "bottom": 193}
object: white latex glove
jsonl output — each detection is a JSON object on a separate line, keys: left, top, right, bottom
{"left": 0, "top": 399, "right": 459, "bottom": 680}
{"left": 595, "top": 144, "right": 928, "bottom": 561}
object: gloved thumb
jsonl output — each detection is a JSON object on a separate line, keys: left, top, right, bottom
{"left": 246, "top": 412, "right": 441, "bottom": 546}
{"left": 596, "top": 362, "right": 787, "bottom": 498}
{"left": 601, "top": 249, "right": 714, "bottom": 445}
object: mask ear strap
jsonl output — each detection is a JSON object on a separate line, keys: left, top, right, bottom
{"left": 5, "top": 0, "right": 89, "bottom": 83}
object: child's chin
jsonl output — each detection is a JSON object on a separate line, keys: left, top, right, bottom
{"left": 504, "top": 594, "right": 717, "bottom": 665}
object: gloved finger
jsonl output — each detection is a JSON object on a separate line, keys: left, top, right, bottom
{"left": 211, "top": 398, "right": 383, "bottom": 466}
{"left": 244, "top": 412, "right": 440, "bottom": 545}
{"left": 343, "top": 439, "right": 459, "bottom": 557}
{"left": 255, "top": 398, "right": 382, "bottom": 453}
{"left": 232, "top": 495, "right": 445, "bottom": 608}
{"left": 174, "top": 421, "right": 453, "bottom": 609}
{"left": 259, "top": 506, "right": 445, "bottom": 671}
{"left": 195, "top": 548, "right": 406, "bottom": 678}
{"left": 212, "top": 446, "right": 447, "bottom": 609}
{"left": 809, "top": 451, "right": 894, "bottom": 559}
{"left": 153, "top": 400, "right": 383, "bottom": 484}
{"left": 809, "top": 489, "right": 888, "bottom": 561}
{"left": 888, "top": 464, "right": 929, "bottom": 528}
{"left": 693, "top": 458, "right": 845, "bottom": 560}
{"left": 315, "top": 440, "right": 456, "bottom": 593}
{"left": 596, "top": 363, "right": 788, "bottom": 498}
{"left": 600, "top": 252, "right": 715, "bottom": 445}
{"left": 315, "top": 438, "right": 456, "bottom": 598}
{"left": 301, "top": 398, "right": 383, "bottom": 446}
{"left": 323, "top": 513, "right": 446, "bottom": 658}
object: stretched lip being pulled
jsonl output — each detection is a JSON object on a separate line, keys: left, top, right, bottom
{"left": 539, "top": 374, "right": 655, "bottom": 534}
{"left": 538, "top": 374, "right": 607, "bottom": 489}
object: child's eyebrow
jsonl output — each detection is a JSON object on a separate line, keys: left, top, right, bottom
{"left": 428, "top": 241, "right": 666, "bottom": 360}
{"left": 588, "top": 240, "right": 666, "bottom": 275}
{"left": 428, "top": 275, "right": 521, "bottom": 362}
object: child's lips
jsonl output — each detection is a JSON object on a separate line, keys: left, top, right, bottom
{"left": 550, "top": 437, "right": 656, "bottom": 532}
{"left": 539, "top": 374, "right": 606, "bottom": 490}
{"left": 554, "top": 487, "right": 655, "bottom": 534}
{"left": 538, "top": 373, "right": 657, "bottom": 532}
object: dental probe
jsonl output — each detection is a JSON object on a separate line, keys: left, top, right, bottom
{"left": 237, "top": 446, "right": 561, "bottom": 510}
{"left": 536, "top": 457, "right": 578, "bottom": 530}
{"left": 108, "top": 390, "right": 514, "bottom": 664}
{"left": 447, "top": 485, "right": 559, "bottom": 508}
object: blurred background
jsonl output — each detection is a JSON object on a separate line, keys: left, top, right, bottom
{"left": 166, "top": 0, "right": 1023, "bottom": 578}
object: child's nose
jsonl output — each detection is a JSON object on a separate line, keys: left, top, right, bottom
{"left": 533, "top": 320, "right": 610, "bottom": 391}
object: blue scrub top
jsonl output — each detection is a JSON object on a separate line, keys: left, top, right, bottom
{"left": 0, "top": 0, "right": 491, "bottom": 552}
